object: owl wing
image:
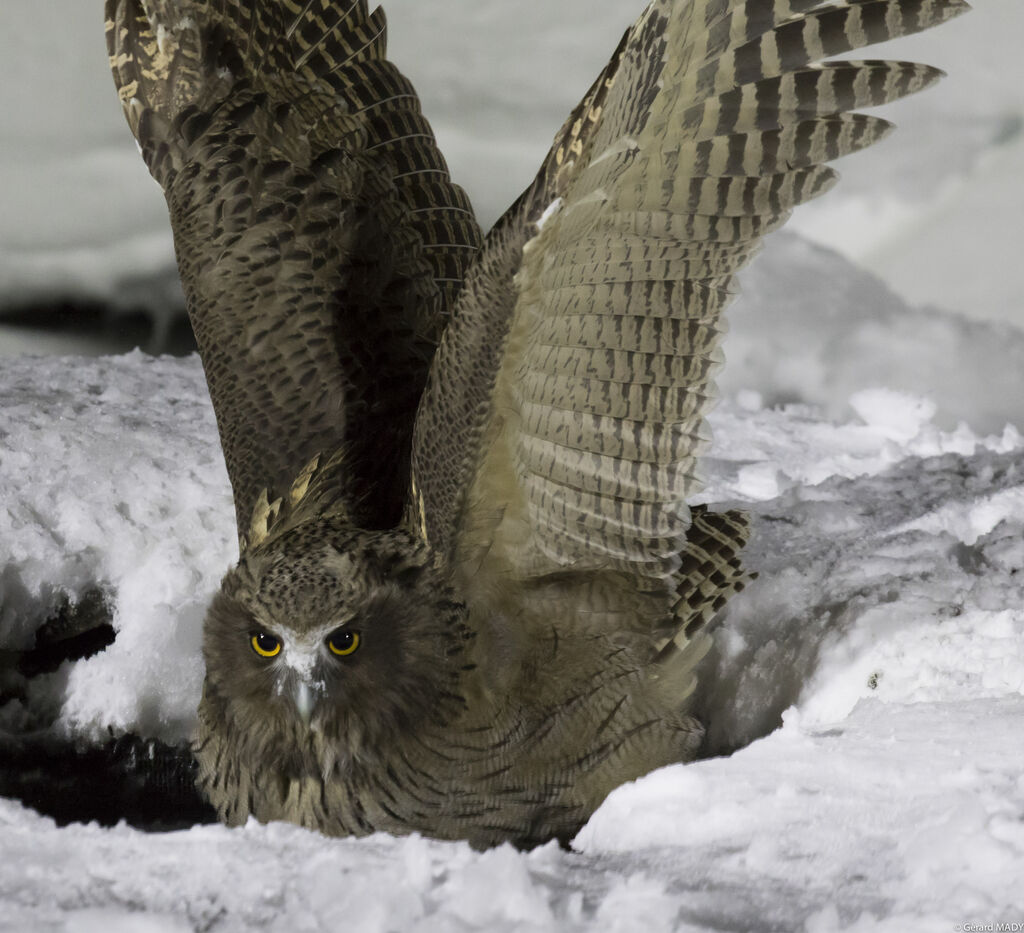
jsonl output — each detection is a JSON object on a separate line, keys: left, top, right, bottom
{"left": 106, "top": 0, "right": 482, "bottom": 537}
{"left": 411, "top": 0, "right": 967, "bottom": 634}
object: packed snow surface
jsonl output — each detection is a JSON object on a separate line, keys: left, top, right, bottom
{"left": 2, "top": 696, "right": 1022, "bottom": 932}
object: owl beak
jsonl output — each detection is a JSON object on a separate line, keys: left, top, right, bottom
{"left": 293, "top": 680, "right": 317, "bottom": 726}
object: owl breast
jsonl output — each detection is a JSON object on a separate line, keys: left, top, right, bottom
{"left": 196, "top": 574, "right": 703, "bottom": 848}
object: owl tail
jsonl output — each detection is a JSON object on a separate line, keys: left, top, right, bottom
{"left": 653, "top": 508, "right": 752, "bottom": 704}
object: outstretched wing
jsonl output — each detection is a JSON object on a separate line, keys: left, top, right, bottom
{"left": 410, "top": 0, "right": 967, "bottom": 631}
{"left": 106, "top": 0, "right": 482, "bottom": 537}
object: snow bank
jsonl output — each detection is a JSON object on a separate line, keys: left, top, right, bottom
{"left": 3, "top": 245, "right": 1020, "bottom": 745}
{"left": 785, "top": 0, "right": 1024, "bottom": 325}
{"left": 696, "top": 394, "right": 1024, "bottom": 753}
{"left": 0, "top": 699, "right": 1019, "bottom": 930}
{"left": 0, "top": 352, "right": 234, "bottom": 739}
{"left": 725, "top": 233, "right": 1024, "bottom": 435}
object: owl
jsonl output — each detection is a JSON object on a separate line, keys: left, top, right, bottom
{"left": 106, "top": 0, "right": 966, "bottom": 848}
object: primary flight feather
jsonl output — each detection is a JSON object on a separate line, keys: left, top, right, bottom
{"left": 106, "top": 0, "right": 967, "bottom": 847}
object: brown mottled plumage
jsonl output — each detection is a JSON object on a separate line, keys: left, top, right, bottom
{"left": 106, "top": 0, "right": 967, "bottom": 847}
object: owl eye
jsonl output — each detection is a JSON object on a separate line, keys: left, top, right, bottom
{"left": 250, "top": 632, "right": 282, "bottom": 658}
{"left": 327, "top": 630, "right": 360, "bottom": 657}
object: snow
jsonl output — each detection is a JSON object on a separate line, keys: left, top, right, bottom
{"left": 722, "top": 233, "right": 1024, "bottom": 436}
{"left": 0, "top": 353, "right": 234, "bottom": 738}
{"left": 783, "top": 0, "right": 1024, "bottom": 327}
{"left": 579, "top": 699, "right": 1024, "bottom": 924}
{"left": 2, "top": 0, "right": 1024, "bottom": 930}
{"left": 1, "top": 705, "right": 1021, "bottom": 929}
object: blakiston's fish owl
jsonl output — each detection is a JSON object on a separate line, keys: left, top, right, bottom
{"left": 106, "top": 0, "right": 966, "bottom": 847}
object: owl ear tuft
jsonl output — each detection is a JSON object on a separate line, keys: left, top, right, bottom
{"left": 241, "top": 488, "right": 282, "bottom": 553}
{"left": 239, "top": 452, "right": 354, "bottom": 553}
{"left": 289, "top": 454, "right": 321, "bottom": 507}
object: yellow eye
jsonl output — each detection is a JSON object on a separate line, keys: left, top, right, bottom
{"left": 327, "top": 630, "right": 360, "bottom": 657}
{"left": 251, "top": 632, "right": 282, "bottom": 658}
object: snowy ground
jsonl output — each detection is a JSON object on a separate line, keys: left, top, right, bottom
{"left": 3, "top": 693, "right": 1022, "bottom": 932}
{"left": 2, "top": 1, "right": 1023, "bottom": 930}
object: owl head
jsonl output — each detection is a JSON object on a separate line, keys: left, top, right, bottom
{"left": 200, "top": 515, "right": 471, "bottom": 777}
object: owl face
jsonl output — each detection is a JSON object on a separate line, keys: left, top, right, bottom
{"left": 201, "top": 517, "right": 471, "bottom": 774}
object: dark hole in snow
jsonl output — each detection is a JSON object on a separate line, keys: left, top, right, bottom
{"left": 16, "top": 587, "right": 116, "bottom": 677}
{"left": 951, "top": 541, "right": 989, "bottom": 576}
{"left": 1, "top": 586, "right": 216, "bottom": 830}
{"left": 0, "top": 733, "right": 216, "bottom": 831}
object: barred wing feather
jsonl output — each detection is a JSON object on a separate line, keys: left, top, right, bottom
{"left": 411, "top": 0, "right": 967, "bottom": 614}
